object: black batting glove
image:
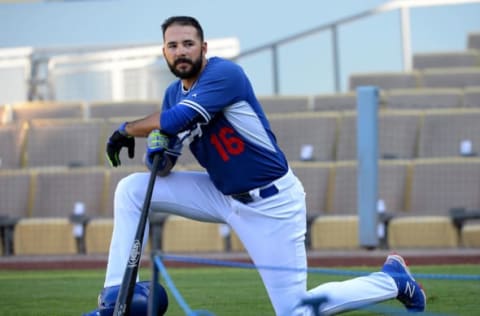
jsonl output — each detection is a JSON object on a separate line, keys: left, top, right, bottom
{"left": 106, "top": 122, "right": 135, "bottom": 167}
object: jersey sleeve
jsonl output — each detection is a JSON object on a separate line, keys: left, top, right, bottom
{"left": 161, "top": 105, "right": 202, "bottom": 135}
{"left": 178, "top": 60, "right": 248, "bottom": 122}
{"left": 159, "top": 59, "right": 247, "bottom": 136}
{"left": 160, "top": 82, "right": 203, "bottom": 135}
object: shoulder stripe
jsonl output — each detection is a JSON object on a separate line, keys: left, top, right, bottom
{"left": 179, "top": 99, "right": 211, "bottom": 122}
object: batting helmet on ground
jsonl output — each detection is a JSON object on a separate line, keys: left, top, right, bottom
{"left": 83, "top": 281, "right": 168, "bottom": 316}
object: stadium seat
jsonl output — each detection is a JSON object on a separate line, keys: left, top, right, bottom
{"left": 257, "top": 95, "right": 310, "bottom": 113}
{"left": 467, "top": 31, "right": 480, "bottom": 50}
{"left": 88, "top": 100, "right": 160, "bottom": 119}
{"left": 395, "top": 158, "right": 480, "bottom": 248}
{"left": 13, "top": 217, "right": 77, "bottom": 255}
{"left": 24, "top": 118, "right": 104, "bottom": 167}
{"left": 268, "top": 112, "right": 339, "bottom": 162}
{"left": 407, "top": 158, "right": 480, "bottom": 215}
{"left": 0, "top": 123, "right": 26, "bottom": 169}
{"left": 328, "top": 160, "right": 409, "bottom": 215}
{"left": 290, "top": 162, "right": 332, "bottom": 248}
{"left": 31, "top": 167, "right": 107, "bottom": 217}
{"left": 85, "top": 218, "right": 113, "bottom": 254}
{"left": 420, "top": 68, "right": 480, "bottom": 89}
{"left": 388, "top": 216, "right": 459, "bottom": 248}
{"left": 412, "top": 51, "right": 480, "bottom": 69}
{"left": 85, "top": 217, "right": 151, "bottom": 254}
{"left": 463, "top": 86, "right": 480, "bottom": 108}
{"left": 11, "top": 101, "right": 84, "bottom": 122}
{"left": 335, "top": 113, "right": 356, "bottom": 161}
{"left": 384, "top": 88, "right": 463, "bottom": 110}
{"left": 328, "top": 161, "right": 358, "bottom": 214}
{"left": 326, "top": 161, "right": 409, "bottom": 249}
{"left": 349, "top": 71, "right": 420, "bottom": 91}
{"left": 417, "top": 109, "right": 480, "bottom": 158}
{"left": 461, "top": 221, "right": 480, "bottom": 248}
{"left": 0, "top": 169, "right": 32, "bottom": 218}
{"left": 290, "top": 162, "right": 331, "bottom": 218}
{"left": 0, "top": 169, "right": 32, "bottom": 255}
{"left": 309, "top": 215, "right": 359, "bottom": 250}
{"left": 336, "top": 110, "right": 420, "bottom": 161}
{"left": 162, "top": 216, "right": 225, "bottom": 252}
{"left": 312, "top": 92, "right": 357, "bottom": 112}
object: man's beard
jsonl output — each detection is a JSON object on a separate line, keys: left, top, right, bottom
{"left": 168, "top": 54, "right": 203, "bottom": 79}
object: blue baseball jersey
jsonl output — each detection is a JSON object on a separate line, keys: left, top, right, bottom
{"left": 160, "top": 57, "right": 288, "bottom": 195}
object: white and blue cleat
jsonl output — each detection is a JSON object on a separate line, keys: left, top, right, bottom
{"left": 382, "top": 254, "right": 427, "bottom": 312}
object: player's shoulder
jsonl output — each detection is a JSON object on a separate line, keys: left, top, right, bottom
{"left": 207, "top": 57, "right": 243, "bottom": 74}
{"left": 205, "top": 57, "right": 245, "bottom": 82}
{"left": 165, "top": 79, "right": 181, "bottom": 94}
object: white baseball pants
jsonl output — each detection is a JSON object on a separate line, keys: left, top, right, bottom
{"left": 105, "top": 169, "right": 398, "bottom": 315}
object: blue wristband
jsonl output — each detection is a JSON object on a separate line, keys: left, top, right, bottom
{"left": 118, "top": 122, "right": 129, "bottom": 136}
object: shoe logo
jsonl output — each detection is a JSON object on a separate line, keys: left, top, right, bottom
{"left": 404, "top": 281, "right": 416, "bottom": 298}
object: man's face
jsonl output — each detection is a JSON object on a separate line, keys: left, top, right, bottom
{"left": 163, "top": 24, "right": 206, "bottom": 79}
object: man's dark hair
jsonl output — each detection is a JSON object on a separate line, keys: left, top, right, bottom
{"left": 161, "top": 16, "right": 204, "bottom": 42}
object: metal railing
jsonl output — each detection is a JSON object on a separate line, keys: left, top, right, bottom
{"left": 30, "top": 38, "right": 239, "bottom": 102}
{"left": 232, "top": 0, "right": 480, "bottom": 94}
{"left": 2, "top": 0, "right": 479, "bottom": 103}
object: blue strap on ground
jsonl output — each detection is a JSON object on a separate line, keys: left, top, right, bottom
{"left": 154, "top": 253, "right": 478, "bottom": 316}
{"left": 153, "top": 256, "right": 216, "bottom": 316}
{"left": 160, "top": 254, "right": 480, "bottom": 281}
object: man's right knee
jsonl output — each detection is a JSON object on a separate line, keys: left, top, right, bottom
{"left": 115, "top": 173, "right": 149, "bottom": 199}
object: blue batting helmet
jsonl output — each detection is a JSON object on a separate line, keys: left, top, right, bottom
{"left": 83, "top": 281, "right": 168, "bottom": 316}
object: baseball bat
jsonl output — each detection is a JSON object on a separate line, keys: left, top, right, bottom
{"left": 113, "top": 153, "right": 161, "bottom": 316}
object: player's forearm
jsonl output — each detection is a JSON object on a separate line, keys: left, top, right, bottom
{"left": 124, "top": 111, "right": 161, "bottom": 137}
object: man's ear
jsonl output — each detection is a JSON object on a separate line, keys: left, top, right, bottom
{"left": 202, "top": 41, "right": 208, "bottom": 56}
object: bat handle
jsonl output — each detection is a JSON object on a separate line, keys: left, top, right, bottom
{"left": 113, "top": 153, "right": 162, "bottom": 316}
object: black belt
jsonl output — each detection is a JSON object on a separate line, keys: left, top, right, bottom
{"left": 231, "top": 184, "right": 279, "bottom": 204}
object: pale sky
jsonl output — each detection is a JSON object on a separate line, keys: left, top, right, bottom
{"left": 1, "top": 0, "right": 480, "bottom": 95}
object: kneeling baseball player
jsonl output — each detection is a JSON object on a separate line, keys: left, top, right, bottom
{"left": 84, "top": 15, "right": 426, "bottom": 316}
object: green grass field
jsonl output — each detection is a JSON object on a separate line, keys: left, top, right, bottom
{"left": 0, "top": 264, "right": 478, "bottom": 315}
